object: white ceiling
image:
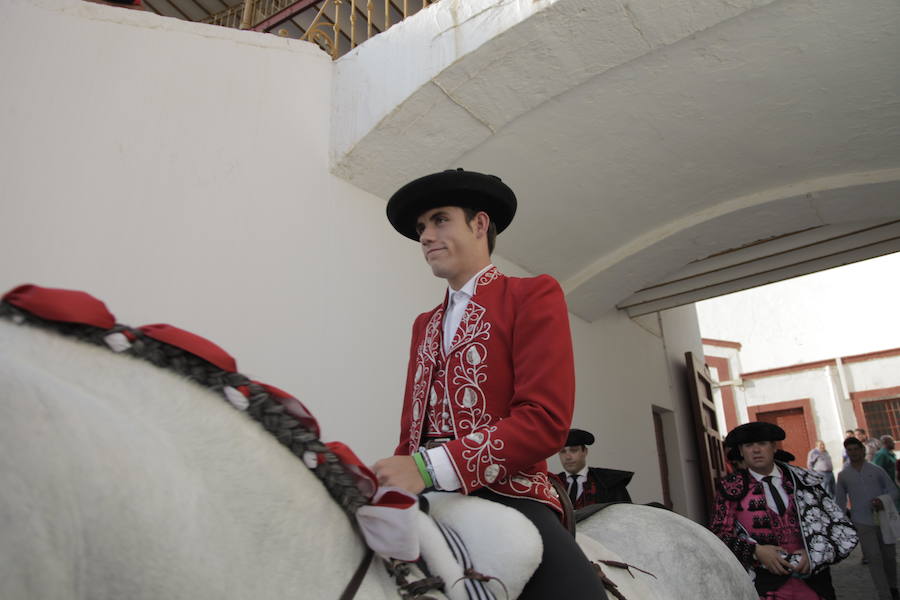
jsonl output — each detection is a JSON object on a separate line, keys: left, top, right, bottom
{"left": 335, "top": 0, "right": 900, "bottom": 320}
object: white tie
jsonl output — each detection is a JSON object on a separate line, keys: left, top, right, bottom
{"left": 443, "top": 290, "right": 468, "bottom": 353}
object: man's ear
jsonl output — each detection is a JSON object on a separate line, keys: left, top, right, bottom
{"left": 473, "top": 211, "right": 490, "bottom": 237}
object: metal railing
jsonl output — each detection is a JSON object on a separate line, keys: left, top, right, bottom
{"left": 203, "top": 0, "right": 437, "bottom": 59}
{"left": 203, "top": 4, "right": 244, "bottom": 29}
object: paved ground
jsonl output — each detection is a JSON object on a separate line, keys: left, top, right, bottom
{"left": 831, "top": 543, "right": 898, "bottom": 599}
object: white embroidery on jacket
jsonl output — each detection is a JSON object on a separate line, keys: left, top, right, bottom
{"left": 509, "top": 472, "right": 557, "bottom": 502}
{"left": 476, "top": 267, "right": 501, "bottom": 288}
{"left": 408, "top": 308, "right": 443, "bottom": 452}
{"left": 447, "top": 301, "right": 504, "bottom": 488}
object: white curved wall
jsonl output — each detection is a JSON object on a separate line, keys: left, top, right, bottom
{"left": 0, "top": 0, "right": 706, "bottom": 518}
{"left": 0, "top": 0, "right": 444, "bottom": 466}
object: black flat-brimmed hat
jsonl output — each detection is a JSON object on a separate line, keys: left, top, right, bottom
{"left": 724, "top": 422, "right": 786, "bottom": 447}
{"left": 565, "top": 428, "right": 595, "bottom": 447}
{"left": 386, "top": 168, "right": 517, "bottom": 241}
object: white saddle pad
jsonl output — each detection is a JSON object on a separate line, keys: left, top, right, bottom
{"left": 418, "top": 492, "right": 543, "bottom": 600}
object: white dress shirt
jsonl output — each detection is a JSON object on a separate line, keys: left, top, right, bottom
{"left": 749, "top": 465, "right": 790, "bottom": 513}
{"left": 426, "top": 264, "right": 494, "bottom": 491}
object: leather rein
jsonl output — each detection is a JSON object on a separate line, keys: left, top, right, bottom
{"left": 339, "top": 547, "right": 374, "bottom": 600}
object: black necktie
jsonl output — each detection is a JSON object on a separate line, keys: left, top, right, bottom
{"left": 763, "top": 475, "right": 787, "bottom": 515}
{"left": 568, "top": 475, "right": 579, "bottom": 505}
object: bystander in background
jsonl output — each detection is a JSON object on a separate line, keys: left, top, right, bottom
{"left": 858, "top": 428, "right": 883, "bottom": 462}
{"left": 807, "top": 440, "right": 836, "bottom": 496}
{"left": 843, "top": 429, "right": 855, "bottom": 466}
{"left": 873, "top": 436, "right": 898, "bottom": 483}
{"left": 837, "top": 437, "right": 899, "bottom": 600}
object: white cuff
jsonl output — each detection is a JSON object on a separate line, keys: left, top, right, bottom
{"left": 425, "top": 446, "right": 461, "bottom": 491}
{"left": 356, "top": 487, "right": 419, "bottom": 560}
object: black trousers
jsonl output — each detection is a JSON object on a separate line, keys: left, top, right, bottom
{"left": 472, "top": 489, "right": 609, "bottom": 600}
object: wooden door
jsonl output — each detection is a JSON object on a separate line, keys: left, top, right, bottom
{"left": 756, "top": 407, "right": 811, "bottom": 463}
{"left": 685, "top": 351, "right": 727, "bottom": 518}
{"left": 653, "top": 410, "right": 673, "bottom": 509}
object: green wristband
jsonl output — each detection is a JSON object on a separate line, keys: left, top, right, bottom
{"left": 412, "top": 452, "right": 433, "bottom": 488}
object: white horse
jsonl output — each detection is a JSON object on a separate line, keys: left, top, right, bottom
{"left": 0, "top": 317, "right": 755, "bottom": 599}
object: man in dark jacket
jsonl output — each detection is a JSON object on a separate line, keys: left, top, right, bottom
{"left": 557, "top": 428, "right": 633, "bottom": 509}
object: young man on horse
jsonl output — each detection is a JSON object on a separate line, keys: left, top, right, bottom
{"left": 373, "top": 168, "right": 608, "bottom": 599}
{"left": 710, "top": 422, "right": 858, "bottom": 600}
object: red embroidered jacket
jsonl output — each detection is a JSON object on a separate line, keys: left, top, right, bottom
{"left": 394, "top": 267, "right": 574, "bottom": 513}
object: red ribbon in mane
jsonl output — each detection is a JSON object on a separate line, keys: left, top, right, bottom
{"left": 138, "top": 323, "right": 238, "bottom": 373}
{"left": 3, "top": 284, "right": 116, "bottom": 329}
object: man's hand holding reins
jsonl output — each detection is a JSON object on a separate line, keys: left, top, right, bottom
{"left": 373, "top": 455, "right": 426, "bottom": 494}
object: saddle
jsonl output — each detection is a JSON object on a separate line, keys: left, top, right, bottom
{"left": 370, "top": 492, "right": 543, "bottom": 600}
{"left": 410, "top": 494, "right": 656, "bottom": 600}
{"left": 382, "top": 492, "right": 544, "bottom": 600}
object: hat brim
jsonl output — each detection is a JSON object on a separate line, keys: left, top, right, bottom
{"left": 565, "top": 428, "right": 595, "bottom": 447}
{"left": 386, "top": 170, "right": 517, "bottom": 241}
{"left": 724, "top": 422, "right": 786, "bottom": 447}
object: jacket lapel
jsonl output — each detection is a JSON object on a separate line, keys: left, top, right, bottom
{"left": 446, "top": 267, "right": 501, "bottom": 355}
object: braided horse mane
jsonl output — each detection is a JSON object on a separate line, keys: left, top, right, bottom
{"left": 0, "top": 298, "right": 368, "bottom": 520}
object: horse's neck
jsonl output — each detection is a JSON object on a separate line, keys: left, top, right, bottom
{"left": 0, "top": 321, "right": 391, "bottom": 599}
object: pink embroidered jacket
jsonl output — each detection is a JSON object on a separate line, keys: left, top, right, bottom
{"left": 710, "top": 464, "right": 857, "bottom": 575}
{"left": 394, "top": 267, "right": 574, "bottom": 513}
